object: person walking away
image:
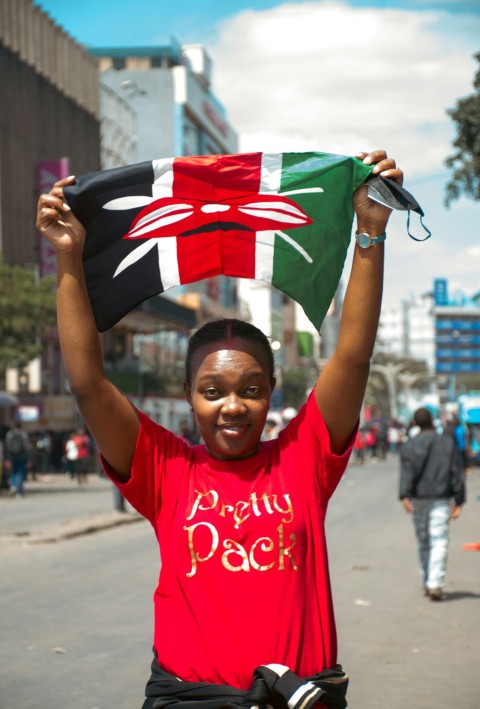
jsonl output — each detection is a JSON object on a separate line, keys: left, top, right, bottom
{"left": 4, "top": 423, "right": 30, "bottom": 498}
{"left": 399, "top": 407, "right": 465, "bottom": 601}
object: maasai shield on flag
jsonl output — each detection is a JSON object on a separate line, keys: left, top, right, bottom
{"left": 63, "top": 152, "right": 423, "bottom": 333}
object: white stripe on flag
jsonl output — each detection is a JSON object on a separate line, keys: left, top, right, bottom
{"left": 152, "top": 158, "right": 175, "bottom": 198}
{"left": 156, "top": 236, "right": 180, "bottom": 290}
{"left": 256, "top": 153, "right": 283, "bottom": 280}
{"left": 260, "top": 153, "right": 282, "bottom": 193}
{"left": 151, "top": 159, "right": 179, "bottom": 288}
{"left": 255, "top": 230, "right": 276, "bottom": 281}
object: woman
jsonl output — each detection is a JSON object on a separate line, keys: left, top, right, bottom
{"left": 37, "top": 149, "right": 402, "bottom": 708}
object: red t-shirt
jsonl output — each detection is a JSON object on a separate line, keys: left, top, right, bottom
{"left": 106, "top": 391, "right": 353, "bottom": 690}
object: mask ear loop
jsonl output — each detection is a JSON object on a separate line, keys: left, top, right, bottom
{"left": 406, "top": 208, "right": 432, "bottom": 242}
{"left": 366, "top": 174, "right": 432, "bottom": 242}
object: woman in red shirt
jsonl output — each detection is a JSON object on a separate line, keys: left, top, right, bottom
{"left": 37, "top": 149, "right": 402, "bottom": 708}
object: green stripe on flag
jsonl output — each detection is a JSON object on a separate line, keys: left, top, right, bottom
{"left": 269, "top": 153, "right": 373, "bottom": 331}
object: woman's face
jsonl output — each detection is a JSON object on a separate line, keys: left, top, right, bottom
{"left": 184, "top": 338, "right": 275, "bottom": 460}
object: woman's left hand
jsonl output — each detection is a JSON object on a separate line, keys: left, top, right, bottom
{"left": 353, "top": 149, "right": 403, "bottom": 233}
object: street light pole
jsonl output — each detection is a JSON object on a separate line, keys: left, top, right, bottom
{"left": 397, "top": 372, "right": 434, "bottom": 418}
{"left": 370, "top": 362, "right": 407, "bottom": 421}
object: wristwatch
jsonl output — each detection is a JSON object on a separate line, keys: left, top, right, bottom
{"left": 355, "top": 231, "right": 387, "bottom": 249}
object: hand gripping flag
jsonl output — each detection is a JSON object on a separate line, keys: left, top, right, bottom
{"left": 63, "top": 152, "right": 429, "bottom": 333}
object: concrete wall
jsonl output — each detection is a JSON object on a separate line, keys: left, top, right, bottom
{"left": 0, "top": 44, "right": 101, "bottom": 265}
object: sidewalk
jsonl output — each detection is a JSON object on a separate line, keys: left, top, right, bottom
{"left": 0, "top": 472, "right": 143, "bottom": 546}
{"left": 2, "top": 465, "right": 479, "bottom": 550}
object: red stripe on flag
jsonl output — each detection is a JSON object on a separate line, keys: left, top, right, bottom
{"left": 172, "top": 154, "right": 263, "bottom": 283}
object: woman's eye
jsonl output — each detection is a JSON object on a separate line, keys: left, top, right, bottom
{"left": 203, "top": 388, "right": 219, "bottom": 398}
{"left": 245, "top": 386, "right": 261, "bottom": 397}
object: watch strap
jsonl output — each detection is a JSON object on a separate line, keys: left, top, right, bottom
{"left": 355, "top": 231, "right": 387, "bottom": 248}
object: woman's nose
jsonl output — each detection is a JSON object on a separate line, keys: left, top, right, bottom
{"left": 222, "top": 394, "right": 246, "bottom": 413}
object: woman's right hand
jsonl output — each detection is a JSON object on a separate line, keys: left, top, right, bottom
{"left": 36, "top": 176, "right": 85, "bottom": 253}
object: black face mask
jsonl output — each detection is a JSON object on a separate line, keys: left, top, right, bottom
{"left": 366, "top": 174, "right": 432, "bottom": 242}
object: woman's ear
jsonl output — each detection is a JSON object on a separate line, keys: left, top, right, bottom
{"left": 270, "top": 377, "right": 277, "bottom": 393}
{"left": 183, "top": 381, "right": 192, "bottom": 408}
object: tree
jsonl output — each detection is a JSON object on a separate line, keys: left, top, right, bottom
{"left": 445, "top": 52, "right": 480, "bottom": 206}
{"left": 0, "top": 264, "right": 57, "bottom": 372}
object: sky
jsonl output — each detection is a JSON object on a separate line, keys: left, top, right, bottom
{"left": 35, "top": 0, "right": 480, "bottom": 319}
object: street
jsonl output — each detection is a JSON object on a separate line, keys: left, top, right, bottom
{"left": 1, "top": 457, "right": 479, "bottom": 709}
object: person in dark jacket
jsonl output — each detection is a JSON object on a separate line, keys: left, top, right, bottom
{"left": 399, "top": 407, "right": 465, "bottom": 601}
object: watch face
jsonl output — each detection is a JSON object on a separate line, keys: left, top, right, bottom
{"left": 357, "top": 232, "right": 371, "bottom": 248}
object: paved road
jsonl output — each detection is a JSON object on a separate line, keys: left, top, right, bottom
{"left": 1, "top": 460, "right": 479, "bottom": 708}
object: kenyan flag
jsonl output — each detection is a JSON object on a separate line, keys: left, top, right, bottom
{"left": 64, "top": 152, "right": 376, "bottom": 332}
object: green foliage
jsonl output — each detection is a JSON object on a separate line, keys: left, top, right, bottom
{"left": 445, "top": 52, "right": 480, "bottom": 206}
{"left": 282, "top": 366, "right": 310, "bottom": 410}
{"left": 0, "top": 264, "right": 56, "bottom": 370}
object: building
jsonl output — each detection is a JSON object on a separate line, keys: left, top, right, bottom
{"left": 377, "top": 278, "right": 480, "bottom": 409}
{"left": 0, "top": 0, "right": 101, "bottom": 266}
{"left": 0, "top": 0, "right": 101, "bottom": 431}
{"left": 90, "top": 41, "right": 241, "bottom": 323}
{"left": 99, "top": 82, "right": 138, "bottom": 169}
{"left": 433, "top": 279, "right": 480, "bottom": 402}
{"left": 90, "top": 42, "right": 238, "bottom": 160}
{"left": 378, "top": 294, "right": 435, "bottom": 371}
{"left": 0, "top": 5, "right": 197, "bottom": 432}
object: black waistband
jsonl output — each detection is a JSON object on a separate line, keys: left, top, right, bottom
{"left": 142, "top": 653, "right": 348, "bottom": 709}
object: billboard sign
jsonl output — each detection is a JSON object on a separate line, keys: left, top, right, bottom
{"left": 433, "top": 278, "right": 448, "bottom": 306}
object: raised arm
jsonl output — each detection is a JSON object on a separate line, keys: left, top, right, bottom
{"left": 315, "top": 150, "right": 403, "bottom": 453}
{"left": 36, "top": 176, "right": 139, "bottom": 480}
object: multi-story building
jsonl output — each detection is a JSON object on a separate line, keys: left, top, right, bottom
{"left": 377, "top": 278, "right": 480, "bottom": 409}
{"left": 0, "top": 0, "right": 101, "bottom": 266}
{"left": 378, "top": 294, "right": 435, "bottom": 371}
{"left": 91, "top": 42, "right": 238, "bottom": 159}
{"left": 433, "top": 279, "right": 480, "bottom": 402}
{"left": 0, "top": 0, "right": 101, "bottom": 431}
{"left": 0, "top": 3, "right": 196, "bottom": 432}
{"left": 90, "top": 41, "right": 241, "bottom": 324}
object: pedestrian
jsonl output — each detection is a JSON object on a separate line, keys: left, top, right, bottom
{"left": 0, "top": 434, "right": 6, "bottom": 493}
{"left": 37, "top": 149, "right": 402, "bottom": 708}
{"left": 444, "top": 414, "right": 471, "bottom": 473}
{"left": 353, "top": 429, "right": 366, "bottom": 464}
{"left": 73, "top": 427, "right": 91, "bottom": 483}
{"left": 387, "top": 424, "right": 401, "bottom": 453}
{"left": 178, "top": 419, "right": 198, "bottom": 445}
{"left": 261, "top": 415, "right": 282, "bottom": 441}
{"left": 399, "top": 407, "right": 465, "bottom": 601}
{"left": 36, "top": 430, "right": 52, "bottom": 473}
{"left": 364, "top": 427, "right": 377, "bottom": 460}
{"left": 4, "top": 423, "right": 30, "bottom": 498}
{"left": 64, "top": 432, "right": 78, "bottom": 479}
